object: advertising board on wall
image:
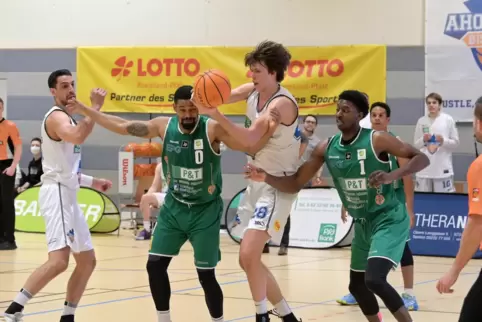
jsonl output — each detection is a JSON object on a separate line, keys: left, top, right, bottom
{"left": 425, "top": 0, "right": 482, "bottom": 122}
{"left": 77, "top": 45, "right": 386, "bottom": 115}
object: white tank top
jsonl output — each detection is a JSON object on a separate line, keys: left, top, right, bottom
{"left": 40, "top": 106, "right": 81, "bottom": 190}
{"left": 245, "top": 85, "right": 301, "bottom": 176}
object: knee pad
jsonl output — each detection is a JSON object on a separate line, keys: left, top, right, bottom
{"left": 366, "top": 258, "right": 404, "bottom": 313}
{"left": 197, "top": 268, "right": 223, "bottom": 319}
{"left": 146, "top": 255, "right": 171, "bottom": 275}
{"left": 197, "top": 268, "right": 219, "bottom": 286}
{"left": 348, "top": 270, "right": 366, "bottom": 296}
{"left": 364, "top": 258, "right": 392, "bottom": 294}
{"left": 400, "top": 242, "right": 414, "bottom": 267}
{"left": 348, "top": 270, "right": 379, "bottom": 316}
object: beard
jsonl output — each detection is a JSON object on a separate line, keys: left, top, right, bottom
{"left": 181, "top": 117, "right": 197, "bottom": 131}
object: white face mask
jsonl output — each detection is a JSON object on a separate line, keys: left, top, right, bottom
{"left": 31, "top": 146, "right": 41, "bottom": 155}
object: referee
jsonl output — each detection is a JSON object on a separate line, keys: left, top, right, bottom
{"left": 436, "top": 98, "right": 482, "bottom": 321}
{"left": 0, "top": 98, "right": 22, "bottom": 250}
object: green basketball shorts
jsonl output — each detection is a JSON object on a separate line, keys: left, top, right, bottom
{"left": 351, "top": 203, "right": 410, "bottom": 271}
{"left": 149, "top": 194, "right": 223, "bottom": 269}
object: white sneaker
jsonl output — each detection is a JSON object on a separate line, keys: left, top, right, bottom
{"left": 3, "top": 312, "right": 24, "bottom": 322}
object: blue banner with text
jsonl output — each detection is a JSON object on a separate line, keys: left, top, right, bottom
{"left": 409, "top": 192, "right": 482, "bottom": 258}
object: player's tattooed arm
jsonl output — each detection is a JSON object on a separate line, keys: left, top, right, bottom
{"left": 246, "top": 140, "right": 328, "bottom": 194}
{"left": 371, "top": 131, "right": 430, "bottom": 185}
{"left": 72, "top": 101, "right": 165, "bottom": 138}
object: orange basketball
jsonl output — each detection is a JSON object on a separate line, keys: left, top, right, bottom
{"left": 193, "top": 69, "right": 231, "bottom": 108}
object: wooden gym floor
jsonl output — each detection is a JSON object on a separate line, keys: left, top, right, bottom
{"left": 0, "top": 230, "right": 479, "bottom": 321}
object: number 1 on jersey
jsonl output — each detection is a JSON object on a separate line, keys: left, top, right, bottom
{"left": 195, "top": 150, "right": 204, "bottom": 164}
{"left": 359, "top": 160, "right": 366, "bottom": 175}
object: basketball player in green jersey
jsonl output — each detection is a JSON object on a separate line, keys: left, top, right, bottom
{"left": 338, "top": 102, "right": 419, "bottom": 311}
{"left": 67, "top": 84, "right": 290, "bottom": 322}
{"left": 245, "top": 90, "right": 429, "bottom": 322}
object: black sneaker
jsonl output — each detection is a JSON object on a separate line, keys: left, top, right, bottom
{"left": 60, "top": 314, "right": 75, "bottom": 322}
{"left": 268, "top": 309, "right": 302, "bottom": 321}
{"left": 0, "top": 241, "right": 17, "bottom": 250}
{"left": 256, "top": 313, "right": 270, "bottom": 322}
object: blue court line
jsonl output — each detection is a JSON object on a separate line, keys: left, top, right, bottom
{"left": 21, "top": 278, "right": 247, "bottom": 317}
{"left": 13, "top": 270, "right": 478, "bottom": 319}
{"left": 223, "top": 271, "right": 480, "bottom": 322}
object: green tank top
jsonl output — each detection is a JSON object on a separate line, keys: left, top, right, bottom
{"left": 161, "top": 116, "right": 222, "bottom": 205}
{"left": 388, "top": 131, "right": 405, "bottom": 204}
{"left": 325, "top": 128, "right": 400, "bottom": 219}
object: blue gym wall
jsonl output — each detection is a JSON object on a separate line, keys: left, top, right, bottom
{"left": 1, "top": 47, "right": 478, "bottom": 209}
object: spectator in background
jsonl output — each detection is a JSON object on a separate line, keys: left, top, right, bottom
{"left": 0, "top": 97, "right": 23, "bottom": 250}
{"left": 413, "top": 93, "right": 459, "bottom": 193}
{"left": 17, "top": 137, "right": 43, "bottom": 194}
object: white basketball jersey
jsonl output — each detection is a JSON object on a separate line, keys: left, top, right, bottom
{"left": 40, "top": 107, "right": 82, "bottom": 190}
{"left": 245, "top": 85, "right": 301, "bottom": 176}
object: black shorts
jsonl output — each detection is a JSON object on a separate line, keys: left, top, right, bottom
{"left": 459, "top": 268, "right": 482, "bottom": 322}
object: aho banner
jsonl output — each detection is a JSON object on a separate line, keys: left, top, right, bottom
{"left": 425, "top": 0, "right": 482, "bottom": 122}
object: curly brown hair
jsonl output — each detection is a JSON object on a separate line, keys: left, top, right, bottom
{"left": 244, "top": 40, "right": 291, "bottom": 82}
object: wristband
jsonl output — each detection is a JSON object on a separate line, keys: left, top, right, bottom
{"left": 80, "top": 174, "right": 94, "bottom": 187}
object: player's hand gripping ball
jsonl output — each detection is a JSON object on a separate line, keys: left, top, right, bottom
{"left": 192, "top": 69, "right": 231, "bottom": 108}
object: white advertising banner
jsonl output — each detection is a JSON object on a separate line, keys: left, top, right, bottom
{"left": 226, "top": 187, "right": 354, "bottom": 249}
{"left": 425, "top": 0, "right": 482, "bottom": 122}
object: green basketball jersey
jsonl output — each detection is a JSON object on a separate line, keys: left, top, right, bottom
{"left": 388, "top": 131, "right": 405, "bottom": 204}
{"left": 161, "top": 115, "right": 222, "bottom": 205}
{"left": 325, "top": 128, "right": 400, "bottom": 219}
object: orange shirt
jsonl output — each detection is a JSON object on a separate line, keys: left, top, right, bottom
{"left": 0, "top": 118, "right": 21, "bottom": 161}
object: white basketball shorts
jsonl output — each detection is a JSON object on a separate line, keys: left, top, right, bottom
{"left": 415, "top": 176, "right": 455, "bottom": 193}
{"left": 39, "top": 183, "right": 93, "bottom": 253}
{"left": 153, "top": 192, "right": 166, "bottom": 207}
{"left": 232, "top": 181, "right": 297, "bottom": 244}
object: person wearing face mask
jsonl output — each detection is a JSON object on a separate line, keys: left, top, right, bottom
{"left": 17, "top": 138, "right": 43, "bottom": 194}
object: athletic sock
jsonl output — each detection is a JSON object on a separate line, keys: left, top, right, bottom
{"left": 144, "top": 221, "right": 151, "bottom": 232}
{"left": 157, "top": 310, "right": 171, "bottom": 322}
{"left": 255, "top": 298, "right": 268, "bottom": 315}
{"left": 274, "top": 298, "right": 291, "bottom": 316}
{"left": 403, "top": 288, "right": 414, "bottom": 297}
{"left": 5, "top": 288, "right": 32, "bottom": 314}
{"left": 212, "top": 316, "right": 224, "bottom": 322}
{"left": 62, "top": 301, "right": 77, "bottom": 316}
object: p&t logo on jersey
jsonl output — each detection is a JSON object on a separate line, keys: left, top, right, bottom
{"left": 444, "top": 0, "right": 482, "bottom": 70}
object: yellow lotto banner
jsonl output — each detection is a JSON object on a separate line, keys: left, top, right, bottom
{"left": 76, "top": 45, "right": 386, "bottom": 115}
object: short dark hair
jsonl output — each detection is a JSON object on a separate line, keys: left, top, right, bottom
{"left": 303, "top": 114, "right": 318, "bottom": 125}
{"left": 338, "top": 90, "right": 369, "bottom": 117}
{"left": 31, "top": 137, "right": 42, "bottom": 144}
{"left": 475, "top": 97, "right": 482, "bottom": 121}
{"left": 244, "top": 40, "right": 291, "bottom": 82}
{"left": 48, "top": 69, "right": 72, "bottom": 89}
{"left": 426, "top": 92, "right": 442, "bottom": 105}
{"left": 370, "top": 102, "right": 391, "bottom": 117}
{"left": 173, "top": 85, "right": 193, "bottom": 104}
{"left": 0, "top": 97, "right": 3, "bottom": 105}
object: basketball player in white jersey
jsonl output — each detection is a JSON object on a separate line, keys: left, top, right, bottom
{"left": 136, "top": 162, "right": 168, "bottom": 240}
{"left": 192, "top": 40, "right": 302, "bottom": 322}
{"left": 3, "top": 69, "right": 112, "bottom": 322}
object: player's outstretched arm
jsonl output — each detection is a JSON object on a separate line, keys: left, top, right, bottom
{"left": 245, "top": 140, "right": 328, "bottom": 194}
{"left": 68, "top": 99, "right": 166, "bottom": 139}
{"left": 226, "top": 83, "right": 255, "bottom": 104}
{"left": 371, "top": 131, "right": 430, "bottom": 185}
